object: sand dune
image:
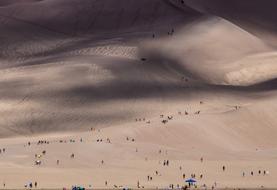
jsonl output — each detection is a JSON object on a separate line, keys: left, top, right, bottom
{"left": 179, "top": 0, "right": 277, "bottom": 46}
{"left": 0, "top": 0, "right": 42, "bottom": 7}
{"left": 0, "top": 0, "right": 277, "bottom": 189}
{"left": 140, "top": 17, "right": 277, "bottom": 86}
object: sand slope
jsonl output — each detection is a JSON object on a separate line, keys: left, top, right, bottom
{"left": 0, "top": 0, "right": 277, "bottom": 189}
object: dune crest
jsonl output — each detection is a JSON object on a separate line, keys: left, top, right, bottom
{"left": 140, "top": 17, "right": 277, "bottom": 86}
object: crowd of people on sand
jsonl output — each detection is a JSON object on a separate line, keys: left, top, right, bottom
{"left": 20, "top": 127, "right": 116, "bottom": 167}
{"left": 133, "top": 95, "right": 243, "bottom": 129}
{"left": 157, "top": 102, "right": 206, "bottom": 125}
{"left": 0, "top": 181, "right": 39, "bottom": 189}
{"left": 25, "top": 140, "right": 50, "bottom": 147}
{"left": 0, "top": 99, "right": 268, "bottom": 190}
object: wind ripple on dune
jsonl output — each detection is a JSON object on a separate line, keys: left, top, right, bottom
{"left": 69, "top": 45, "right": 138, "bottom": 60}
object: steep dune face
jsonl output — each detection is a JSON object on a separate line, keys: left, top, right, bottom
{"left": 0, "top": 0, "right": 198, "bottom": 36}
{"left": 0, "top": 0, "right": 202, "bottom": 136}
{"left": 141, "top": 17, "right": 277, "bottom": 86}
{"left": 180, "top": 0, "right": 277, "bottom": 27}
{"left": 0, "top": 0, "right": 199, "bottom": 68}
{"left": 137, "top": 0, "right": 277, "bottom": 86}
{"left": 0, "top": 0, "right": 276, "bottom": 138}
{"left": 180, "top": 0, "right": 277, "bottom": 46}
{"left": 0, "top": 0, "right": 42, "bottom": 6}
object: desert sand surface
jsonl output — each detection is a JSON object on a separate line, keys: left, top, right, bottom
{"left": 0, "top": 0, "right": 277, "bottom": 189}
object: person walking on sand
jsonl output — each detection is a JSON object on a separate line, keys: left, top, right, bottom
{"left": 222, "top": 165, "right": 226, "bottom": 171}
{"left": 71, "top": 153, "right": 75, "bottom": 158}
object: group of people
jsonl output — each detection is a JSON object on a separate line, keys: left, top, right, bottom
{"left": 96, "top": 138, "right": 111, "bottom": 143}
{"left": 24, "top": 181, "right": 38, "bottom": 189}
{"left": 126, "top": 137, "right": 135, "bottom": 142}
{"left": 152, "top": 28, "right": 175, "bottom": 39}
{"left": 37, "top": 140, "right": 50, "bottom": 145}
{"left": 163, "top": 160, "right": 170, "bottom": 166}
{"left": 243, "top": 170, "right": 269, "bottom": 177}
{"left": 0, "top": 148, "right": 6, "bottom": 154}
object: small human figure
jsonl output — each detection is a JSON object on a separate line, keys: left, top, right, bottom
{"left": 71, "top": 153, "right": 75, "bottom": 158}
